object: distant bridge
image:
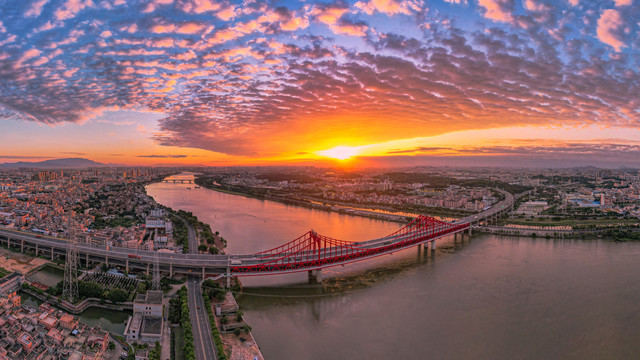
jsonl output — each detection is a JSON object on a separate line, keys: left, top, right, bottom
{"left": 162, "top": 179, "right": 194, "bottom": 183}
{"left": 0, "top": 190, "right": 514, "bottom": 280}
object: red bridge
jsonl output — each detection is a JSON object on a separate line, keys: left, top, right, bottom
{"left": 230, "top": 215, "right": 469, "bottom": 275}
{"left": 0, "top": 191, "right": 513, "bottom": 280}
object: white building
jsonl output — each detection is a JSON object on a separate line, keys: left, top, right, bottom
{"left": 124, "top": 290, "right": 164, "bottom": 343}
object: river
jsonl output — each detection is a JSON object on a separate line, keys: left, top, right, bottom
{"left": 146, "top": 172, "right": 640, "bottom": 359}
{"left": 20, "top": 291, "right": 131, "bottom": 334}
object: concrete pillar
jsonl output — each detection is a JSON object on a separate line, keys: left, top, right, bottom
{"left": 146, "top": 263, "right": 150, "bottom": 275}
{"left": 431, "top": 241, "right": 436, "bottom": 251}
{"left": 6, "top": 237, "right": 10, "bottom": 249}
{"left": 226, "top": 267, "right": 231, "bottom": 288}
{"left": 202, "top": 266, "right": 205, "bottom": 279}
{"left": 86, "top": 253, "right": 89, "bottom": 268}
{"left": 50, "top": 247, "right": 54, "bottom": 260}
{"left": 35, "top": 244, "right": 38, "bottom": 256}
{"left": 125, "top": 259, "right": 129, "bottom": 273}
{"left": 308, "top": 269, "right": 322, "bottom": 282}
{"left": 105, "top": 256, "right": 108, "bottom": 267}
{"left": 21, "top": 240, "right": 24, "bottom": 253}
{"left": 169, "top": 263, "right": 173, "bottom": 278}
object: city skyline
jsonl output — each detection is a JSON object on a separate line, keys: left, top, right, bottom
{"left": 2, "top": 0, "right": 640, "bottom": 167}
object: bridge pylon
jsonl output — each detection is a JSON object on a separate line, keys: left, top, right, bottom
{"left": 308, "top": 269, "right": 322, "bottom": 283}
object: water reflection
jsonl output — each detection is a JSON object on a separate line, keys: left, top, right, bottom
{"left": 147, "top": 173, "right": 640, "bottom": 360}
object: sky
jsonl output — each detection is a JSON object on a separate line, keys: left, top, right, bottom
{"left": 1, "top": 0, "right": 640, "bottom": 167}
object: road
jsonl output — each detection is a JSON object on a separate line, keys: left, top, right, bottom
{"left": 0, "top": 191, "right": 515, "bottom": 277}
{"left": 181, "top": 216, "right": 217, "bottom": 360}
{"left": 187, "top": 277, "right": 217, "bottom": 360}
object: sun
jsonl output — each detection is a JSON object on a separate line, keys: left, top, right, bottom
{"left": 316, "top": 146, "right": 361, "bottom": 160}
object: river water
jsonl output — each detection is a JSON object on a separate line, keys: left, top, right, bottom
{"left": 23, "top": 265, "right": 132, "bottom": 334}
{"left": 147, "top": 172, "right": 640, "bottom": 359}
{"left": 20, "top": 292, "right": 131, "bottom": 334}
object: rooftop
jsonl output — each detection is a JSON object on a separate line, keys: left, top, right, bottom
{"left": 141, "top": 316, "right": 162, "bottom": 335}
{"left": 135, "top": 289, "right": 163, "bottom": 305}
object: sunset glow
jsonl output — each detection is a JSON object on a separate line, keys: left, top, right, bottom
{"left": 1, "top": 0, "right": 640, "bottom": 167}
{"left": 316, "top": 146, "right": 361, "bottom": 160}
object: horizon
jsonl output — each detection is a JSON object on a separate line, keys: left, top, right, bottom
{"left": 1, "top": 156, "right": 640, "bottom": 170}
{"left": 2, "top": 0, "right": 640, "bottom": 166}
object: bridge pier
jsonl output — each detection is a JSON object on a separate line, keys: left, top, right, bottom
{"left": 226, "top": 267, "right": 231, "bottom": 288}
{"left": 6, "top": 237, "right": 9, "bottom": 250}
{"left": 35, "top": 244, "right": 38, "bottom": 256}
{"left": 146, "top": 263, "right": 150, "bottom": 275}
{"left": 105, "top": 256, "right": 108, "bottom": 268}
{"left": 308, "top": 269, "right": 322, "bottom": 283}
{"left": 125, "top": 259, "right": 129, "bottom": 273}
{"left": 21, "top": 240, "right": 24, "bottom": 253}
{"left": 430, "top": 241, "right": 436, "bottom": 251}
{"left": 169, "top": 263, "right": 173, "bottom": 278}
{"left": 86, "top": 253, "right": 89, "bottom": 268}
{"left": 50, "top": 247, "right": 54, "bottom": 261}
{"left": 202, "top": 266, "right": 205, "bottom": 279}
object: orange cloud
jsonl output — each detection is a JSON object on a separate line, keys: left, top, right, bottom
{"left": 476, "top": 0, "right": 514, "bottom": 23}
{"left": 177, "top": 22, "right": 206, "bottom": 34}
{"left": 597, "top": 9, "right": 627, "bottom": 52}
{"left": 355, "top": 0, "right": 422, "bottom": 16}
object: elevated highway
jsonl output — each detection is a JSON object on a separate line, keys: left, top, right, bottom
{"left": 0, "top": 189, "right": 515, "bottom": 277}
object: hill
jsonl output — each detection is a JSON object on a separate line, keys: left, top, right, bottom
{"left": 0, "top": 158, "right": 106, "bottom": 168}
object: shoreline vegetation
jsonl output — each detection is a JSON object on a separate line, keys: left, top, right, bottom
{"left": 148, "top": 174, "right": 640, "bottom": 243}
{"left": 191, "top": 176, "right": 425, "bottom": 224}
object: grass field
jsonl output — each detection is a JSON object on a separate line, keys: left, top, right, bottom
{"left": 174, "top": 327, "right": 185, "bottom": 360}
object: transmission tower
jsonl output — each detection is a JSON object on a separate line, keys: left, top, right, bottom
{"left": 63, "top": 241, "right": 79, "bottom": 303}
{"left": 152, "top": 251, "right": 161, "bottom": 290}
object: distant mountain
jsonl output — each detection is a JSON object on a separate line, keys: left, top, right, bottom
{"left": 0, "top": 158, "right": 106, "bottom": 168}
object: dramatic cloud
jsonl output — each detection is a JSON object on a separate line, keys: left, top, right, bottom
{"left": 25, "top": 0, "right": 49, "bottom": 17}
{"left": 477, "top": 0, "right": 515, "bottom": 23}
{"left": 0, "top": 0, "right": 639, "bottom": 160}
{"left": 355, "top": 0, "right": 423, "bottom": 16}
{"left": 596, "top": 9, "right": 628, "bottom": 51}
{"left": 137, "top": 154, "right": 189, "bottom": 158}
{"left": 614, "top": 0, "right": 632, "bottom": 6}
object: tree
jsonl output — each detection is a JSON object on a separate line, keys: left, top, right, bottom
{"left": 168, "top": 297, "right": 182, "bottom": 324}
{"left": 107, "top": 289, "right": 129, "bottom": 303}
{"left": 108, "top": 341, "right": 116, "bottom": 350}
{"left": 137, "top": 282, "right": 147, "bottom": 294}
{"left": 208, "top": 247, "right": 219, "bottom": 255}
{"left": 78, "top": 281, "right": 104, "bottom": 299}
{"left": 198, "top": 244, "right": 208, "bottom": 253}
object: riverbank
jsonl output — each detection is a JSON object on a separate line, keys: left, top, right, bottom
{"left": 20, "top": 286, "right": 133, "bottom": 314}
{"left": 192, "top": 178, "right": 415, "bottom": 224}
{"left": 478, "top": 225, "right": 640, "bottom": 240}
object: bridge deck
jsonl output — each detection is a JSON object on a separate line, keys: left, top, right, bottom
{"left": 0, "top": 189, "right": 513, "bottom": 276}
